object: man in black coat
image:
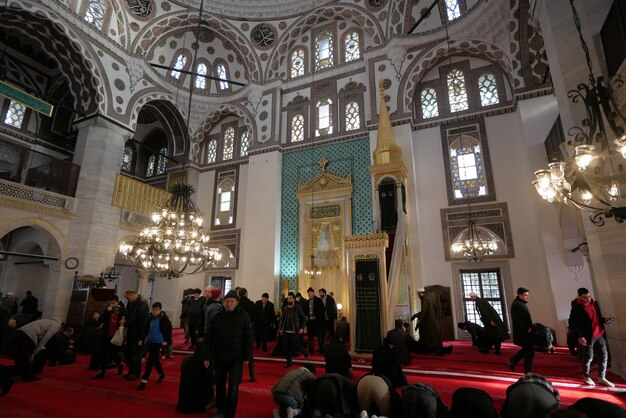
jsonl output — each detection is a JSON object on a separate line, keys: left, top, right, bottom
{"left": 319, "top": 288, "right": 338, "bottom": 339}
{"left": 508, "top": 287, "right": 534, "bottom": 374}
{"left": 122, "top": 290, "right": 149, "bottom": 381}
{"left": 322, "top": 336, "right": 353, "bottom": 378}
{"left": 278, "top": 293, "right": 309, "bottom": 367}
{"left": 92, "top": 295, "right": 125, "bottom": 379}
{"left": 253, "top": 292, "right": 276, "bottom": 352}
{"left": 470, "top": 292, "right": 509, "bottom": 354}
{"left": 568, "top": 287, "right": 614, "bottom": 387}
{"left": 372, "top": 337, "right": 407, "bottom": 388}
{"left": 177, "top": 342, "right": 214, "bottom": 413}
{"left": 186, "top": 288, "right": 206, "bottom": 349}
{"left": 305, "top": 287, "right": 326, "bottom": 353}
{"left": 204, "top": 290, "right": 252, "bottom": 418}
{"left": 386, "top": 319, "right": 411, "bottom": 365}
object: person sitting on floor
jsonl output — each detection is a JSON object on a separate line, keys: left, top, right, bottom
{"left": 41, "top": 324, "right": 75, "bottom": 367}
{"left": 448, "top": 387, "right": 499, "bottom": 418}
{"left": 457, "top": 321, "right": 486, "bottom": 348}
{"left": 386, "top": 319, "right": 411, "bottom": 366}
{"left": 402, "top": 382, "right": 448, "bottom": 418}
{"left": 501, "top": 373, "right": 560, "bottom": 418}
{"left": 271, "top": 364, "right": 317, "bottom": 418}
{"left": 177, "top": 339, "right": 215, "bottom": 414}
{"left": 569, "top": 397, "right": 626, "bottom": 418}
{"left": 308, "top": 373, "right": 357, "bottom": 418}
{"left": 322, "top": 335, "right": 353, "bottom": 378}
{"left": 371, "top": 337, "right": 407, "bottom": 388}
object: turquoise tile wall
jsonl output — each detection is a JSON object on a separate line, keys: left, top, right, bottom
{"left": 280, "top": 137, "right": 373, "bottom": 290}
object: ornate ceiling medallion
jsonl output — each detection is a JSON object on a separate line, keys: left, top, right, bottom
{"left": 251, "top": 24, "right": 276, "bottom": 48}
{"left": 368, "top": 0, "right": 387, "bottom": 9}
{"left": 127, "top": 0, "right": 152, "bottom": 17}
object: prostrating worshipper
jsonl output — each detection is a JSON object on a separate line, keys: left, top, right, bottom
{"left": 356, "top": 373, "right": 403, "bottom": 418}
{"left": 177, "top": 339, "right": 214, "bottom": 414}
{"left": 508, "top": 287, "right": 535, "bottom": 374}
{"left": 278, "top": 292, "right": 309, "bottom": 368}
{"left": 271, "top": 364, "right": 316, "bottom": 418}
{"left": 136, "top": 302, "right": 172, "bottom": 391}
{"left": 386, "top": 318, "right": 411, "bottom": 365}
{"left": 204, "top": 289, "right": 252, "bottom": 418}
{"left": 402, "top": 382, "right": 449, "bottom": 418}
{"left": 122, "top": 289, "right": 149, "bottom": 381}
{"left": 570, "top": 397, "right": 626, "bottom": 418}
{"left": 39, "top": 324, "right": 75, "bottom": 367}
{"left": 533, "top": 322, "right": 556, "bottom": 353}
{"left": 92, "top": 295, "right": 125, "bottom": 379}
{"left": 448, "top": 387, "right": 499, "bottom": 418}
{"left": 13, "top": 317, "right": 61, "bottom": 381}
{"left": 322, "top": 335, "right": 353, "bottom": 378}
{"left": 500, "top": 373, "right": 560, "bottom": 418}
{"left": 469, "top": 291, "right": 509, "bottom": 354}
{"left": 371, "top": 337, "right": 406, "bottom": 388}
{"left": 308, "top": 373, "right": 357, "bottom": 418}
{"left": 411, "top": 288, "right": 452, "bottom": 355}
{"left": 457, "top": 321, "right": 487, "bottom": 349}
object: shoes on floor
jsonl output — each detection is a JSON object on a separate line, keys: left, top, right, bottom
{"left": 157, "top": 374, "right": 165, "bottom": 384}
{"left": 598, "top": 377, "right": 615, "bottom": 387}
{"left": 91, "top": 372, "right": 105, "bottom": 380}
{"left": 22, "top": 375, "right": 41, "bottom": 382}
{"left": 136, "top": 382, "right": 146, "bottom": 391}
{"left": 583, "top": 376, "right": 595, "bottom": 386}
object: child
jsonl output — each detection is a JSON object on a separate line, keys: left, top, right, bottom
{"left": 137, "top": 302, "right": 172, "bottom": 391}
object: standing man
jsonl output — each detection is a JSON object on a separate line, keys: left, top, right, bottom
{"left": 470, "top": 292, "right": 509, "bottom": 354}
{"left": 508, "top": 287, "right": 534, "bottom": 374}
{"left": 411, "top": 288, "right": 451, "bottom": 355}
{"left": 204, "top": 289, "right": 252, "bottom": 418}
{"left": 92, "top": 295, "right": 125, "bottom": 379}
{"left": 180, "top": 288, "right": 193, "bottom": 344}
{"left": 568, "top": 287, "right": 614, "bottom": 387}
{"left": 254, "top": 292, "right": 276, "bottom": 352}
{"left": 186, "top": 288, "right": 206, "bottom": 349}
{"left": 319, "top": 289, "right": 337, "bottom": 340}
{"left": 278, "top": 293, "right": 308, "bottom": 368}
{"left": 305, "top": 287, "right": 326, "bottom": 354}
{"left": 20, "top": 291, "right": 38, "bottom": 317}
{"left": 122, "top": 289, "right": 149, "bottom": 381}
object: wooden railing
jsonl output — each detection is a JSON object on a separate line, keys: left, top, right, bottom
{"left": 111, "top": 174, "right": 170, "bottom": 216}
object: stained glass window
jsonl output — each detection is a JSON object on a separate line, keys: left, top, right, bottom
{"left": 345, "top": 102, "right": 360, "bottom": 131}
{"left": 420, "top": 88, "right": 439, "bottom": 118}
{"left": 315, "top": 31, "right": 334, "bottom": 70}
{"left": 478, "top": 73, "right": 499, "bottom": 106}
{"left": 223, "top": 127, "right": 234, "bottom": 160}
{"left": 84, "top": 0, "right": 106, "bottom": 30}
{"left": 195, "top": 63, "right": 207, "bottom": 89}
{"left": 217, "top": 64, "right": 229, "bottom": 90}
{"left": 171, "top": 54, "right": 187, "bottom": 79}
{"left": 444, "top": 0, "right": 461, "bottom": 21}
{"left": 240, "top": 130, "right": 250, "bottom": 156}
{"left": 206, "top": 139, "right": 217, "bottom": 163}
{"left": 450, "top": 136, "right": 487, "bottom": 199}
{"left": 4, "top": 101, "right": 26, "bottom": 129}
{"left": 291, "top": 49, "right": 305, "bottom": 78}
{"left": 146, "top": 154, "right": 156, "bottom": 177}
{"left": 447, "top": 68, "right": 469, "bottom": 113}
{"left": 121, "top": 146, "right": 133, "bottom": 172}
{"left": 291, "top": 114, "right": 304, "bottom": 142}
{"left": 156, "top": 147, "right": 167, "bottom": 174}
{"left": 460, "top": 270, "right": 505, "bottom": 325}
{"left": 316, "top": 99, "right": 333, "bottom": 137}
{"left": 344, "top": 31, "right": 360, "bottom": 62}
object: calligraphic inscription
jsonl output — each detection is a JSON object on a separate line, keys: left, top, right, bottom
{"left": 127, "top": 0, "right": 152, "bottom": 17}
{"left": 251, "top": 24, "right": 275, "bottom": 47}
{"left": 310, "top": 204, "right": 341, "bottom": 219}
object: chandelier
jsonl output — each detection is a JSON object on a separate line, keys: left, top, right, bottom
{"left": 532, "top": 0, "right": 626, "bottom": 226}
{"left": 119, "top": 184, "right": 220, "bottom": 278}
{"left": 451, "top": 212, "right": 498, "bottom": 262}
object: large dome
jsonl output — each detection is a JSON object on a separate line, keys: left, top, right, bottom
{"left": 191, "top": 0, "right": 334, "bottom": 19}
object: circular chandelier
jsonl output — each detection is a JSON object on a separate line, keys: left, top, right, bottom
{"left": 451, "top": 215, "right": 498, "bottom": 262}
{"left": 532, "top": 0, "right": 626, "bottom": 226}
{"left": 119, "top": 184, "right": 220, "bottom": 278}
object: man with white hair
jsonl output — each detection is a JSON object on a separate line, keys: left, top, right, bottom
{"left": 469, "top": 291, "right": 509, "bottom": 354}
{"left": 411, "top": 288, "right": 452, "bottom": 355}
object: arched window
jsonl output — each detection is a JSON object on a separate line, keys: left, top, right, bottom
{"left": 478, "top": 73, "right": 499, "bottom": 106}
{"left": 447, "top": 68, "right": 469, "bottom": 113}
{"left": 450, "top": 136, "right": 488, "bottom": 199}
{"left": 171, "top": 54, "right": 187, "bottom": 79}
{"left": 195, "top": 63, "right": 208, "bottom": 90}
{"left": 214, "top": 178, "right": 235, "bottom": 226}
{"left": 156, "top": 147, "right": 168, "bottom": 174}
{"left": 315, "top": 31, "right": 334, "bottom": 70}
{"left": 216, "top": 63, "right": 230, "bottom": 90}
{"left": 4, "top": 101, "right": 26, "bottom": 129}
{"left": 345, "top": 101, "right": 360, "bottom": 131}
{"left": 344, "top": 31, "right": 360, "bottom": 62}
{"left": 291, "top": 49, "right": 305, "bottom": 78}
{"left": 121, "top": 146, "right": 134, "bottom": 173}
{"left": 146, "top": 155, "right": 156, "bottom": 177}
{"left": 444, "top": 0, "right": 461, "bottom": 21}
{"left": 291, "top": 114, "right": 305, "bottom": 142}
{"left": 84, "top": 0, "right": 106, "bottom": 30}
{"left": 240, "top": 130, "right": 251, "bottom": 157}
{"left": 420, "top": 88, "right": 439, "bottom": 119}
{"left": 206, "top": 139, "right": 217, "bottom": 163}
{"left": 223, "top": 127, "right": 235, "bottom": 160}
{"left": 315, "top": 98, "right": 333, "bottom": 137}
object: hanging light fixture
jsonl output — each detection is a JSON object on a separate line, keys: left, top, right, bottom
{"left": 532, "top": 0, "right": 626, "bottom": 226}
{"left": 119, "top": 0, "right": 221, "bottom": 278}
{"left": 450, "top": 212, "right": 498, "bottom": 262}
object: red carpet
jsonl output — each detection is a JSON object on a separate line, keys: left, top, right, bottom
{"left": 1, "top": 328, "right": 624, "bottom": 417}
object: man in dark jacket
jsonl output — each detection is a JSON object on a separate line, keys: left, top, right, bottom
{"left": 180, "top": 288, "right": 193, "bottom": 343}
{"left": 92, "top": 295, "right": 125, "bottom": 379}
{"left": 204, "top": 290, "right": 252, "bottom": 418}
{"left": 319, "top": 289, "right": 337, "bottom": 339}
{"left": 508, "top": 287, "right": 534, "bottom": 374}
{"left": 386, "top": 319, "right": 411, "bottom": 365}
{"left": 254, "top": 292, "right": 276, "bottom": 352}
{"left": 20, "top": 291, "right": 38, "bottom": 316}
{"left": 372, "top": 337, "right": 406, "bottom": 388}
{"left": 305, "top": 287, "right": 326, "bottom": 354}
{"left": 322, "top": 336, "right": 352, "bottom": 378}
{"left": 470, "top": 292, "right": 509, "bottom": 354}
{"left": 278, "top": 293, "right": 309, "bottom": 368}
{"left": 237, "top": 288, "right": 256, "bottom": 382}
{"left": 568, "top": 287, "right": 614, "bottom": 387}
{"left": 136, "top": 302, "right": 172, "bottom": 391}
{"left": 186, "top": 288, "right": 206, "bottom": 349}
{"left": 177, "top": 341, "right": 214, "bottom": 413}
{"left": 123, "top": 289, "right": 149, "bottom": 381}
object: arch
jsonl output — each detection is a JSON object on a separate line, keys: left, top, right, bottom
{"left": 0, "top": 217, "right": 67, "bottom": 255}
{"left": 399, "top": 39, "right": 512, "bottom": 117}
{"left": 265, "top": 4, "right": 385, "bottom": 80}
{"left": 4, "top": 1, "right": 105, "bottom": 115}
{"left": 192, "top": 104, "right": 256, "bottom": 162}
